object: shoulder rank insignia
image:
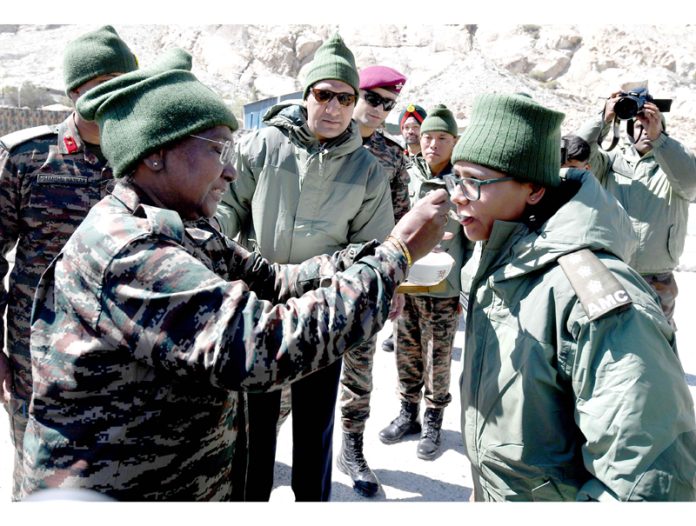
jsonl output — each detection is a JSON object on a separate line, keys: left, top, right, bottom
{"left": 558, "top": 248, "right": 632, "bottom": 321}
{"left": 63, "top": 135, "right": 78, "bottom": 154}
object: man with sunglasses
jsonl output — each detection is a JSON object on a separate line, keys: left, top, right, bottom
{"left": 334, "top": 65, "right": 410, "bottom": 497}
{"left": 379, "top": 105, "right": 470, "bottom": 461}
{"left": 216, "top": 33, "right": 394, "bottom": 502}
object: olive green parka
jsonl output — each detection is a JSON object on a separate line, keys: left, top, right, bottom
{"left": 216, "top": 102, "right": 394, "bottom": 264}
{"left": 576, "top": 113, "right": 696, "bottom": 274}
{"left": 461, "top": 168, "right": 696, "bottom": 501}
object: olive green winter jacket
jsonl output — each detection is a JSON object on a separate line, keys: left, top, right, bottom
{"left": 216, "top": 103, "right": 394, "bottom": 264}
{"left": 577, "top": 113, "right": 696, "bottom": 274}
{"left": 461, "top": 168, "right": 696, "bottom": 501}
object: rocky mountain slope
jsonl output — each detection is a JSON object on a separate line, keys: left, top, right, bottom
{"left": 1, "top": 23, "right": 696, "bottom": 148}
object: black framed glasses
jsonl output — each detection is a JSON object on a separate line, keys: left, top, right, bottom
{"left": 444, "top": 173, "right": 514, "bottom": 201}
{"left": 190, "top": 135, "right": 235, "bottom": 166}
{"left": 310, "top": 88, "right": 357, "bottom": 107}
{"left": 362, "top": 89, "right": 397, "bottom": 111}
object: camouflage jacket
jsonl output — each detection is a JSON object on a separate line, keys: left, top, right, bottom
{"left": 21, "top": 180, "right": 407, "bottom": 501}
{"left": 363, "top": 130, "right": 411, "bottom": 222}
{"left": 0, "top": 114, "right": 113, "bottom": 399}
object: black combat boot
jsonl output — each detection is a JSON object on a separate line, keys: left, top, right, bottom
{"left": 417, "top": 408, "right": 444, "bottom": 460}
{"left": 378, "top": 401, "right": 421, "bottom": 444}
{"left": 337, "top": 432, "right": 380, "bottom": 497}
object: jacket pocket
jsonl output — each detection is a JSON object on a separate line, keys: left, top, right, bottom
{"left": 666, "top": 223, "right": 685, "bottom": 264}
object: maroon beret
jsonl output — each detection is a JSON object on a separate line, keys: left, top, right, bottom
{"left": 359, "top": 65, "right": 407, "bottom": 94}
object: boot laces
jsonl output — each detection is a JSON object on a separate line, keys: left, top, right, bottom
{"left": 423, "top": 422, "right": 440, "bottom": 441}
{"left": 423, "top": 411, "right": 442, "bottom": 440}
{"left": 345, "top": 434, "right": 370, "bottom": 471}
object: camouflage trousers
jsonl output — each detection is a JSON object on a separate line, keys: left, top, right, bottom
{"left": 395, "top": 295, "right": 460, "bottom": 409}
{"left": 642, "top": 271, "right": 679, "bottom": 329}
{"left": 6, "top": 395, "right": 28, "bottom": 501}
{"left": 339, "top": 337, "right": 377, "bottom": 434}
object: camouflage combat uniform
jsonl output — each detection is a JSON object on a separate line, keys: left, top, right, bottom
{"left": 362, "top": 130, "right": 411, "bottom": 222}
{"left": 20, "top": 180, "right": 407, "bottom": 501}
{"left": 0, "top": 114, "right": 113, "bottom": 499}
{"left": 395, "top": 157, "right": 468, "bottom": 409}
{"left": 338, "top": 130, "right": 412, "bottom": 434}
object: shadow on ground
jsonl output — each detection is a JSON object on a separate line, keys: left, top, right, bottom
{"left": 326, "top": 467, "right": 470, "bottom": 502}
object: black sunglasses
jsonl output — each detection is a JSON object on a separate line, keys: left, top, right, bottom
{"left": 310, "top": 88, "right": 357, "bottom": 107}
{"left": 362, "top": 90, "right": 397, "bottom": 111}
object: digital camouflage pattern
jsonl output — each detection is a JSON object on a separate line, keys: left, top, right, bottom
{"left": 395, "top": 295, "right": 460, "bottom": 409}
{"left": 339, "top": 336, "right": 377, "bottom": 433}
{"left": 388, "top": 157, "right": 465, "bottom": 414}
{"left": 0, "top": 113, "right": 113, "bottom": 499}
{"left": 21, "top": 180, "right": 407, "bottom": 501}
{"left": 362, "top": 130, "right": 411, "bottom": 222}
{"left": 338, "top": 130, "right": 411, "bottom": 434}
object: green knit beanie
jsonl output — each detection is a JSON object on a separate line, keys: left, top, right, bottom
{"left": 452, "top": 93, "right": 565, "bottom": 187}
{"left": 77, "top": 48, "right": 239, "bottom": 178}
{"left": 420, "top": 104, "right": 458, "bottom": 137}
{"left": 302, "top": 33, "right": 359, "bottom": 99}
{"left": 63, "top": 25, "right": 138, "bottom": 93}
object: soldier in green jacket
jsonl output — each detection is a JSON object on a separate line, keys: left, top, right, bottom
{"left": 19, "top": 47, "right": 450, "bottom": 501}
{"left": 448, "top": 92, "right": 696, "bottom": 501}
{"left": 215, "top": 33, "right": 395, "bottom": 502}
{"left": 576, "top": 86, "right": 696, "bottom": 328}
{"left": 379, "top": 105, "right": 470, "bottom": 461}
{"left": 0, "top": 25, "right": 138, "bottom": 500}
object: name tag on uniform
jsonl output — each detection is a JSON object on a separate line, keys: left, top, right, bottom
{"left": 36, "top": 174, "right": 89, "bottom": 186}
{"left": 558, "top": 249, "right": 632, "bottom": 321}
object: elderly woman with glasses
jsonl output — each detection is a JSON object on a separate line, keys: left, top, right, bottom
{"left": 19, "top": 48, "right": 451, "bottom": 502}
{"left": 447, "top": 93, "right": 696, "bottom": 501}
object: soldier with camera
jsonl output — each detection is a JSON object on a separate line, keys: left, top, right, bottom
{"left": 576, "top": 84, "right": 696, "bottom": 328}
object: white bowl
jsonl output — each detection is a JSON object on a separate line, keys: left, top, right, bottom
{"left": 406, "top": 250, "right": 455, "bottom": 286}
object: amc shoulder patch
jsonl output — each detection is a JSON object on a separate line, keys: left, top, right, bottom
{"left": 558, "top": 249, "right": 632, "bottom": 321}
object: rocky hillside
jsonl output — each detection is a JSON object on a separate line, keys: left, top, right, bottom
{"left": 1, "top": 23, "right": 696, "bottom": 149}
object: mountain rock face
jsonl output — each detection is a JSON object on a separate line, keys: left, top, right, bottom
{"left": 1, "top": 23, "right": 695, "bottom": 149}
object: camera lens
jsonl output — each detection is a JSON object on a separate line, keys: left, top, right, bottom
{"left": 615, "top": 96, "right": 639, "bottom": 120}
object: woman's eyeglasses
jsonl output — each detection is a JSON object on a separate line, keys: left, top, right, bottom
{"left": 444, "top": 174, "right": 514, "bottom": 201}
{"left": 310, "top": 88, "right": 357, "bottom": 107}
{"left": 190, "top": 135, "right": 235, "bottom": 166}
{"left": 362, "top": 90, "right": 397, "bottom": 111}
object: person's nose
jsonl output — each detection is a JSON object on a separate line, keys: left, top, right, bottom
{"left": 222, "top": 163, "right": 237, "bottom": 184}
{"left": 325, "top": 97, "right": 343, "bottom": 114}
{"left": 449, "top": 186, "right": 468, "bottom": 206}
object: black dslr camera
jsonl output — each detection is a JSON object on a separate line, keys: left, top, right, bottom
{"left": 614, "top": 87, "right": 672, "bottom": 120}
